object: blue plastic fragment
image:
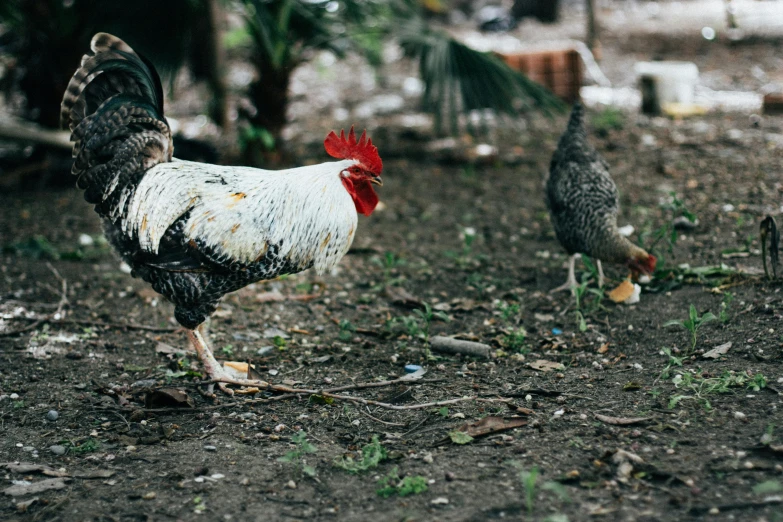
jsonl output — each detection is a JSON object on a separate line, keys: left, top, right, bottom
{"left": 404, "top": 364, "right": 423, "bottom": 374}
{"left": 551, "top": 328, "right": 563, "bottom": 335}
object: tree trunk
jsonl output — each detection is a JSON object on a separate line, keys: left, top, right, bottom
{"left": 586, "top": 0, "right": 601, "bottom": 61}
{"left": 190, "top": 0, "right": 229, "bottom": 127}
{"left": 242, "top": 61, "right": 293, "bottom": 166}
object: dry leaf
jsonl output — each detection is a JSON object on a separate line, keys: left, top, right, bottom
{"left": 595, "top": 413, "right": 652, "bottom": 426}
{"left": 702, "top": 342, "right": 732, "bottom": 359}
{"left": 384, "top": 286, "right": 423, "bottom": 309}
{"left": 456, "top": 416, "right": 527, "bottom": 438}
{"left": 609, "top": 280, "right": 635, "bottom": 303}
{"left": 72, "top": 470, "right": 115, "bottom": 479}
{"left": 1, "top": 463, "right": 68, "bottom": 477}
{"left": 3, "top": 478, "right": 70, "bottom": 497}
{"left": 144, "top": 388, "right": 194, "bottom": 409}
{"left": 256, "top": 290, "right": 323, "bottom": 303}
{"left": 155, "top": 342, "right": 192, "bottom": 355}
{"left": 528, "top": 360, "right": 565, "bottom": 372}
{"left": 597, "top": 343, "right": 609, "bottom": 354}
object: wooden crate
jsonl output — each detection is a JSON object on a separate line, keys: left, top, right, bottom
{"left": 498, "top": 48, "right": 582, "bottom": 103}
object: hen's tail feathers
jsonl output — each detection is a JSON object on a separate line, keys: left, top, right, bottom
{"left": 60, "top": 33, "right": 172, "bottom": 219}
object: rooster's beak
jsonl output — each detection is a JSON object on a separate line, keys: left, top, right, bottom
{"left": 370, "top": 177, "right": 383, "bottom": 187}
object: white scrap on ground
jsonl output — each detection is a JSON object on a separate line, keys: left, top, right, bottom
{"left": 624, "top": 283, "right": 642, "bottom": 305}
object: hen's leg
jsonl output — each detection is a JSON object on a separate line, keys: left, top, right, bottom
{"left": 596, "top": 260, "right": 606, "bottom": 288}
{"left": 550, "top": 253, "right": 578, "bottom": 295}
{"left": 186, "top": 325, "right": 272, "bottom": 395}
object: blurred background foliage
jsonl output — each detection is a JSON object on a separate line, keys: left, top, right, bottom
{"left": 0, "top": 0, "right": 561, "bottom": 166}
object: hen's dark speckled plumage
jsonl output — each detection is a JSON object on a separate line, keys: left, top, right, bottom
{"left": 61, "top": 33, "right": 307, "bottom": 329}
{"left": 546, "top": 103, "right": 639, "bottom": 265}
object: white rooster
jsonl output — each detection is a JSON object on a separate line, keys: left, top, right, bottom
{"left": 61, "top": 33, "right": 383, "bottom": 394}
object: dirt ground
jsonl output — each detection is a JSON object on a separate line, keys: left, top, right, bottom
{"left": 2, "top": 3, "right": 783, "bottom": 522}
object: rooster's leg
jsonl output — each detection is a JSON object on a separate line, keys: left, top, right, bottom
{"left": 550, "top": 253, "right": 579, "bottom": 295}
{"left": 596, "top": 260, "right": 605, "bottom": 288}
{"left": 186, "top": 326, "right": 272, "bottom": 395}
{"left": 186, "top": 326, "right": 234, "bottom": 395}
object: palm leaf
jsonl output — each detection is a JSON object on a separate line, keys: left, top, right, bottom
{"left": 399, "top": 23, "right": 565, "bottom": 133}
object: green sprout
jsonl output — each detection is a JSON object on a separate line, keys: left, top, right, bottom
{"left": 664, "top": 304, "right": 717, "bottom": 352}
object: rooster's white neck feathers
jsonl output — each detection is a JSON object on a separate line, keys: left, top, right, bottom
{"left": 123, "top": 158, "right": 359, "bottom": 274}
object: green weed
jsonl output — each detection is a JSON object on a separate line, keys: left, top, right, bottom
{"left": 513, "top": 464, "right": 569, "bottom": 515}
{"left": 658, "top": 347, "right": 683, "bottom": 380}
{"left": 376, "top": 468, "right": 428, "bottom": 498}
{"left": 592, "top": 106, "right": 625, "bottom": 134}
{"left": 335, "top": 435, "right": 387, "bottom": 474}
{"left": 664, "top": 305, "right": 717, "bottom": 352}
{"left": 371, "top": 252, "right": 406, "bottom": 288}
{"left": 719, "top": 292, "right": 734, "bottom": 324}
{"left": 502, "top": 327, "right": 528, "bottom": 353}
{"left": 278, "top": 431, "right": 318, "bottom": 477}
{"left": 668, "top": 370, "right": 767, "bottom": 410}
{"left": 338, "top": 320, "right": 355, "bottom": 342}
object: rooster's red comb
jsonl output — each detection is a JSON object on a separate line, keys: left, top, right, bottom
{"left": 324, "top": 126, "right": 382, "bottom": 175}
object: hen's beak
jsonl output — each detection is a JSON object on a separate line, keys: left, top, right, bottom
{"left": 370, "top": 177, "right": 383, "bottom": 187}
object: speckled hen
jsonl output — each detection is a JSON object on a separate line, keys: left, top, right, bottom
{"left": 61, "top": 33, "right": 383, "bottom": 393}
{"left": 545, "top": 103, "right": 655, "bottom": 292}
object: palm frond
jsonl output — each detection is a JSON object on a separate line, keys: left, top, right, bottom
{"left": 399, "top": 24, "right": 565, "bottom": 133}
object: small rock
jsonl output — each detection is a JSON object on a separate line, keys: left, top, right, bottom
{"left": 22, "top": 446, "right": 35, "bottom": 452}
{"left": 46, "top": 410, "right": 59, "bottom": 422}
{"left": 708, "top": 507, "right": 720, "bottom": 515}
{"left": 733, "top": 411, "right": 746, "bottom": 420}
{"left": 423, "top": 453, "right": 434, "bottom": 464}
{"left": 49, "top": 445, "right": 66, "bottom": 456}
{"left": 142, "top": 492, "right": 156, "bottom": 500}
{"left": 445, "top": 471, "right": 456, "bottom": 482}
{"left": 10, "top": 393, "right": 20, "bottom": 400}
{"left": 431, "top": 497, "right": 449, "bottom": 505}
{"left": 203, "top": 445, "right": 217, "bottom": 452}
{"left": 286, "top": 480, "right": 297, "bottom": 489}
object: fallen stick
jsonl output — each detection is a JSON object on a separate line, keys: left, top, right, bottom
{"left": 431, "top": 336, "right": 491, "bottom": 359}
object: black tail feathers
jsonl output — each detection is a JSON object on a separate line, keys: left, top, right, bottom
{"left": 60, "top": 33, "right": 172, "bottom": 214}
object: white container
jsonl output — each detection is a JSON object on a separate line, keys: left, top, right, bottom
{"left": 635, "top": 61, "right": 699, "bottom": 106}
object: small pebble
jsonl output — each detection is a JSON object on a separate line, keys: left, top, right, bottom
{"left": 203, "top": 445, "right": 217, "bottom": 452}
{"left": 733, "top": 411, "right": 746, "bottom": 420}
{"left": 423, "top": 453, "right": 434, "bottom": 464}
{"left": 49, "top": 445, "right": 66, "bottom": 456}
{"left": 46, "top": 410, "right": 59, "bottom": 421}
{"left": 431, "top": 497, "right": 449, "bottom": 505}
{"left": 666, "top": 448, "right": 675, "bottom": 455}
{"left": 708, "top": 507, "right": 720, "bottom": 515}
{"left": 445, "top": 471, "right": 456, "bottom": 482}
{"left": 10, "top": 393, "right": 19, "bottom": 400}
{"left": 142, "top": 492, "right": 156, "bottom": 500}
{"left": 22, "top": 446, "right": 35, "bottom": 452}
{"left": 286, "top": 480, "right": 297, "bottom": 489}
